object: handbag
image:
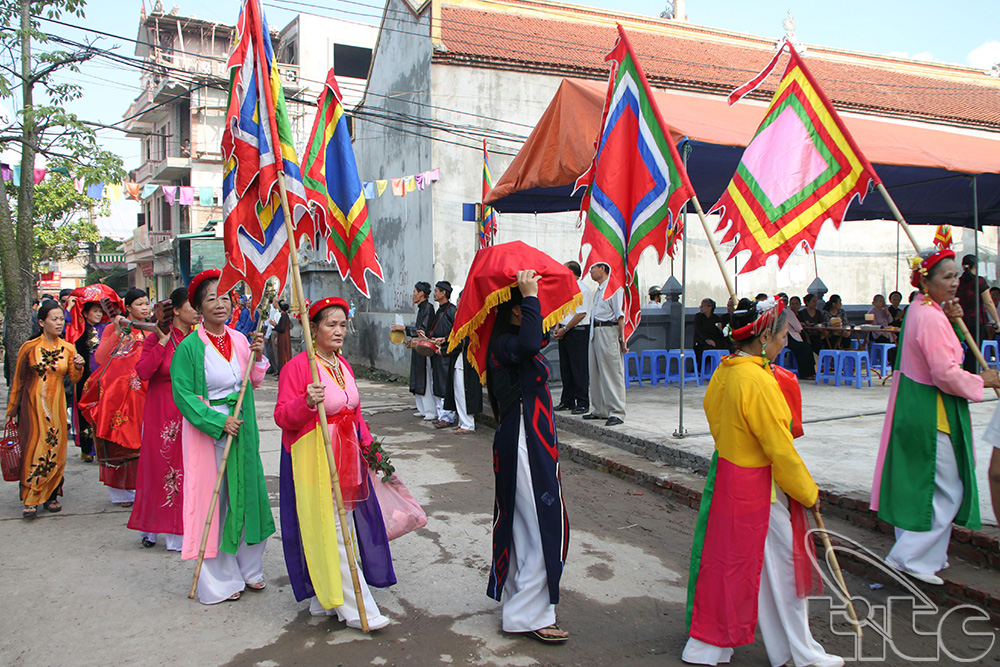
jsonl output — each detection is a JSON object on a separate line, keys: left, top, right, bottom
{"left": 369, "top": 470, "right": 427, "bottom": 540}
{"left": 1, "top": 418, "right": 21, "bottom": 482}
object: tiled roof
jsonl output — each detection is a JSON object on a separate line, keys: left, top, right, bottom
{"left": 435, "top": 1, "right": 1000, "bottom": 131}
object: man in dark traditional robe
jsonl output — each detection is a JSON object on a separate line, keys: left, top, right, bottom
{"left": 391, "top": 282, "right": 435, "bottom": 420}
{"left": 428, "top": 281, "right": 458, "bottom": 427}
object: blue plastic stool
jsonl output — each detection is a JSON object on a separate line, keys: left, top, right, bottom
{"left": 982, "top": 340, "right": 1000, "bottom": 370}
{"left": 624, "top": 351, "right": 642, "bottom": 387}
{"left": 869, "top": 342, "right": 896, "bottom": 376}
{"left": 641, "top": 349, "right": 669, "bottom": 385}
{"left": 664, "top": 349, "right": 700, "bottom": 387}
{"left": 837, "top": 350, "right": 872, "bottom": 388}
{"left": 700, "top": 349, "right": 728, "bottom": 381}
{"left": 816, "top": 350, "right": 841, "bottom": 386}
{"left": 774, "top": 348, "right": 798, "bottom": 373}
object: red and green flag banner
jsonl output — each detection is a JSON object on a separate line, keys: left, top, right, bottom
{"left": 712, "top": 40, "right": 881, "bottom": 274}
{"left": 301, "top": 69, "right": 384, "bottom": 297}
{"left": 575, "top": 24, "right": 695, "bottom": 341}
{"left": 480, "top": 139, "right": 498, "bottom": 250}
{"left": 933, "top": 224, "right": 953, "bottom": 250}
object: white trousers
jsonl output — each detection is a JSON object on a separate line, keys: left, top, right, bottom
{"left": 307, "top": 509, "right": 391, "bottom": 630}
{"left": 758, "top": 497, "right": 827, "bottom": 667}
{"left": 453, "top": 355, "right": 475, "bottom": 431}
{"left": 415, "top": 358, "right": 437, "bottom": 420}
{"left": 197, "top": 443, "right": 267, "bottom": 605}
{"left": 886, "top": 430, "right": 963, "bottom": 575}
{"left": 139, "top": 532, "right": 184, "bottom": 551}
{"left": 502, "top": 418, "right": 556, "bottom": 633}
{"left": 108, "top": 488, "right": 135, "bottom": 504}
{"left": 683, "top": 498, "right": 828, "bottom": 667}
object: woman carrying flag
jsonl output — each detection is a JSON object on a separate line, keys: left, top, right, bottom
{"left": 171, "top": 270, "right": 274, "bottom": 604}
{"left": 684, "top": 297, "right": 842, "bottom": 667}
{"left": 872, "top": 249, "right": 999, "bottom": 585}
{"left": 275, "top": 296, "right": 395, "bottom": 629}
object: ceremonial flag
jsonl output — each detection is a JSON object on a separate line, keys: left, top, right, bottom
{"left": 217, "top": 0, "right": 311, "bottom": 308}
{"left": 933, "top": 224, "right": 953, "bottom": 250}
{"left": 712, "top": 40, "right": 881, "bottom": 274}
{"left": 480, "top": 139, "right": 498, "bottom": 250}
{"left": 575, "top": 25, "right": 695, "bottom": 342}
{"left": 301, "top": 69, "right": 384, "bottom": 297}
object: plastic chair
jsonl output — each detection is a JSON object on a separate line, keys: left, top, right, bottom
{"left": 837, "top": 350, "right": 872, "bottom": 388}
{"left": 816, "top": 350, "right": 841, "bottom": 386}
{"left": 981, "top": 340, "right": 1000, "bottom": 371}
{"left": 641, "top": 349, "right": 669, "bottom": 385}
{"left": 774, "top": 348, "right": 798, "bottom": 373}
{"left": 700, "top": 349, "right": 728, "bottom": 381}
{"left": 624, "top": 351, "right": 642, "bottom": 387}
{"left": 664, "top": 349, "right": 700, "bottom": 387}
{"left": 869, "top": 342, "right": 896, "bottom": 376}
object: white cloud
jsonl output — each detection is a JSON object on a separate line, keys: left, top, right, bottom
{"left": 967, "top": 40, "right": 1000, "bottom": 70}
{"left": 885, "top": 50, "right": 945, "bottom": 64}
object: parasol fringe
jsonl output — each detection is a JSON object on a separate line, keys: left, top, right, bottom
{"left": 447, "top": 282, "right": 514, "bottom": 354}
{"left": 463, "top": 290, "right": 584, "bottom": 385}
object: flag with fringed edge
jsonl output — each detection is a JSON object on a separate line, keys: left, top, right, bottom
{"left": 574, "top": 25, "right": 695, "bottom": 342}
{"left": 711, "top": 40, "right": 881, "bottom": 274}
{"left": 217, "top": 0, "right": 312, "bottom": 308}
{"left": 481, "top": 139, "right": 498, "bottom": 250}
{"left": 301, "top": 69, "right": 384, "bottom": 297}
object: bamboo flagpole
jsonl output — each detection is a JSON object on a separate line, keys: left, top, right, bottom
{"left": 875, "top": 183, "right": 1000, "bottom": 395}
{"left": 273, "top": 171, "right": 370, "bottom": 632}
{"left": 189, "top": 294, "right": 273, "bottom": 599}
{"left": 689, "top": 193, "right": 863, "bottom": 637}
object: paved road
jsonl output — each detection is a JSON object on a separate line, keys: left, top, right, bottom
{"left": 0, "top": 377, "right": 995, "bottom": 665}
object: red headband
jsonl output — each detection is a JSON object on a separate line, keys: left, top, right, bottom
{"left": 309, "top": 297, "right": 349, "bottom": 322}
{"left": 731, "top": 296, "right": 786, "bottom": 341}
{"left": 909, "top": 249, "right": 955, "bottom": 288}
{"left": 187, "top": 268, "right": 221, "bottom": 305}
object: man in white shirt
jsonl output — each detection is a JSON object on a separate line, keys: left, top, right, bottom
{"left": 584, "top": 262, "right": 626, "bottom": 426}
{"left": 552, "top": 261, "right": 592, "bottom": 414}
{"left": 263, "top": 298, "right": 281, "bottom": 375}
{"left": 643, "top": 286, "right": 662, "bottom": 310}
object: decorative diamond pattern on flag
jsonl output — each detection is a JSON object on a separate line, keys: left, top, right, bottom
{"left": 301, "top": 69, "right": 384, "bottom": 297}
{"left": 575, "top": 25, "right": 695, "bottom": 342}
{"left": 711, "top": 41, "right": 881, "bottom": 274}
{"left": 217, "top": 0, "right": 312, "bottom": 309}
{"left": 481, "top": 139, "right": 498, "bottom": 250}
{"left": 933, "top": 224, "right": 953, "bottom": 250}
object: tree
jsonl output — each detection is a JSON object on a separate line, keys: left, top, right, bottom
{"left": 0, "top": 0, "right": 125, "bottom": 376}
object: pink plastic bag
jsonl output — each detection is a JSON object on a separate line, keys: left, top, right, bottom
{"left": 369, "top": 470, "right": 427, "bottom": 540}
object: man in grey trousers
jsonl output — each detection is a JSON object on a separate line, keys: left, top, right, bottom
{"left": 583, "top": 262, "right": 626, "bottom": 427}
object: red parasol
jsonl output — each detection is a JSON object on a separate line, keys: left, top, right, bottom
{"left": 65, "top": 284, "right": 125, "bottom": 344}
{"left": 447, "top": 241, "right": 582, "bottom": 384}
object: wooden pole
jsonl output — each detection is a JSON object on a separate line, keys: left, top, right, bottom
{"left": 189, "top": 295, "right": 272, "bottom": 599}
{"left": 689, "top": 196, "right": 737, "bottom": 306}
{"left": 274, "top": 170, "right": 370, "bottom": 632}
{"left": 811, "top": 506, "right": 863, "bottom": 638}
{"left": 692, "top": 193, "right": 862, "bottom": 637}
{"left": 875, "top": 183, "right": 999, "bottom": 391}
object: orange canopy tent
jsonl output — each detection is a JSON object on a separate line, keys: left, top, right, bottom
{"left": 486, "top": 78, "right": 1000, "bottom": 227}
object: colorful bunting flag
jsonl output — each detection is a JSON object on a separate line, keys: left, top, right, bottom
{"left": 217, "top": 0, "right": 312, "bottom": 309}
{"left": 376, "top": 179, "right": 388, "bottom": 196}
{"left": 199, "top": 186, "right": 215, "bottom": 206}
{"left": 391, "top": 178, "right": 404, "bottom": 196}
{"left": 179, "top": 186, "right": 195, "bottom": 206}
{"left": 301, "top": 69, "right": 384, "bottom": 297}
{"left": 712, "top": 40, "right": 881, "bottom": 274}
{"left": 125, "top": 183, "right": 142, "bottom": 201}
{"left": 85, "top": 182, "right": 103, "bottom": 200}
{"left": 142, "top": 183, "right": 159, "bottom": 199}
{"left": 162, "top": 185, "right": 177, "bottom": 206}
{"left": 105, "top": 183, "right": 122, "bottom": 201}
{"left": 575, "top": 25, "right": 695, "bottom": 342}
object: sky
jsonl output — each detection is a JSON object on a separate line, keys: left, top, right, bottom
{"left": 17, "top": 0, "right": 1000, "bottom": 237}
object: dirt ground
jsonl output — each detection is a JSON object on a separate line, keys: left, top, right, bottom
{"left": 0, "top": 377, "right": 995, "bottom": 666}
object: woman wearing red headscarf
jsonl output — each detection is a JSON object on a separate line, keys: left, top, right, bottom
{"left": 275, "top": 296, "right": 394, "bottom": 629}
{"left": 79, "top": 288, "right": 151, "bottom": 506}
{"left": 873, "top": 249, "right": 1000, "bottom": 586}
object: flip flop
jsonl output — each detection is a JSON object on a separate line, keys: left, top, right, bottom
{"left": 227, "top": 591, "right": 241, "bottom": 601}
{"left": 453, "top": 428, "right": 475, "bottom": 434}
{"left": 246, "top": 581, "right": 266, "bottom": 591}
{"left": 522, "top": 624, "right": 568, "bottom": 644}
{"left": 119, "top": 502, "right": 133, "bottom": 508}
{"left": 43, "top": 499, "right": 62, "bottom": 513}
{"left": 22, "top": 506, "right": 37, "bottom": 521}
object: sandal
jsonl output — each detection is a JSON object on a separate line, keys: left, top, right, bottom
{"left": 141, "top": 537, "right": 156, "bottom": 548}
{"left": 119, "top": 502, "right": 133, "bottom": 508}
{"left": 453, "top": 427, "right": 475, "bottom": 434}
{"left": 227, "top": 591, "right": 241, "bottom": 601}
{"left": 522, "top": 624, "right": 569, "bottom": 644}
{"left": 22, "top": 506, "right": 37, "bottom": 521}
{"left": 246, "top": 581, "right": 266, "bottom": 591}
{"left": 43, "top": 499, "right": 62, "bottom": 513}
